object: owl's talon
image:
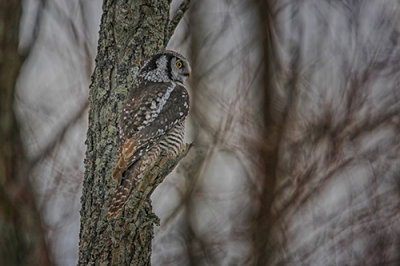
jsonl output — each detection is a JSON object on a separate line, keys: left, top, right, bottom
{"left": 160, "top": 157, "right": 169, "bottom": 167}
{"left": 178, "top": 144, "right": 186, "bottom": 154}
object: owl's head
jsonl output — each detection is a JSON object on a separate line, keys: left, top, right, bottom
{"left": 139, "top": 50, "right": 191, "bottom": 84}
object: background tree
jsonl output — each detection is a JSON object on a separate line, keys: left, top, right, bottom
{"left": 0, "top": 0, "right": 52, "bottom": 265}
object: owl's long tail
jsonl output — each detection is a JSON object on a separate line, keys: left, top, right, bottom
{"left": 107, "top": 145, "right": 161, "bottom": 219}
{"left": 107, "top": 177, "right": 134, "bottom": 219}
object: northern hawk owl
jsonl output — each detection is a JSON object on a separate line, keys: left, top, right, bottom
{"left": 107, "top": 50, "right": 191, "bottom": 218}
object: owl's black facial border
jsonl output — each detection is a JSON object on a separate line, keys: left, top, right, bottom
{"left": 140, "top": 54, "right": 161, "bottom": 73}
{"left": 167, "top": 55, "right": 173, "bottom": 81}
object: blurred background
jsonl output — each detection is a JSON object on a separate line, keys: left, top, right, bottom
{"left": 14, "top": 0, "right": 400, "bottom": 265}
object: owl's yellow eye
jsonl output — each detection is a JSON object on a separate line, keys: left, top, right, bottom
{"left": 176, "top": 61, "right": 183, "bottom": 69}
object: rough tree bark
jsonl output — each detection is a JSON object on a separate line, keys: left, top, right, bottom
{"left": 78, "top": 1, "right": 190, "bottom": 265}
{"left": 0, "top": 0, "right": 52, "bottom": 265}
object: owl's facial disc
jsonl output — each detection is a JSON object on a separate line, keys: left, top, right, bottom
{"left": 170, "top": 56, "right": 191, "bottom": 84}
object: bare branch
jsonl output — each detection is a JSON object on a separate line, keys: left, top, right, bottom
{"left": 164, "top": 0, "right": 191, "bottom": 46}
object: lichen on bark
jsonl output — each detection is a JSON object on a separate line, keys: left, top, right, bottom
{"left": 78, "top": 0, "right": 190, "bottom": 265}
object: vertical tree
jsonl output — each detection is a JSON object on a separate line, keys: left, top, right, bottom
{"left": 78, "top": 1, "right": 190, "bottom": 265}
{"left": 247, "top": 1, "right": 282, "bottom": 264}
{"left": 0, "top": 0, "right": 52, "bottom": 265}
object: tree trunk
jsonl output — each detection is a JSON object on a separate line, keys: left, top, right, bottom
{"left": 0, "top": 0, "right": 52, "bottom": 265}
{"left": 251, "top": 1, "right": 283, "bottom": 265}
{"left": 78, "top": 1, "right": 190, "bottom": 265}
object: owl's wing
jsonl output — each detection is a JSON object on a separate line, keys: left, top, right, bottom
{"left": 133, "top": 82, "right": 189, "bottom": 140}
{"left": 112, "top": 82, "right": 189, "bottom": 182}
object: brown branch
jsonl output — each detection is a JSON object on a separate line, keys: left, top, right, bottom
{"left": 164, "top": 0, "right": 191, "bottom": 46}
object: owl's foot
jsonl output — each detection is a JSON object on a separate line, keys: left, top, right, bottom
{"left": 160, "top": 157, "right": 169, "bottom": 167}
{"left": 178, "top": 144, "right": 187, "bottom": 154}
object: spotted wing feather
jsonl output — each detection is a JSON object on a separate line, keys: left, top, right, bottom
{"left": 119, "top": 81, "right": 189, "bottom": 141}
{"left": 132, "top": 82, "right": 190, "bottom": 139}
